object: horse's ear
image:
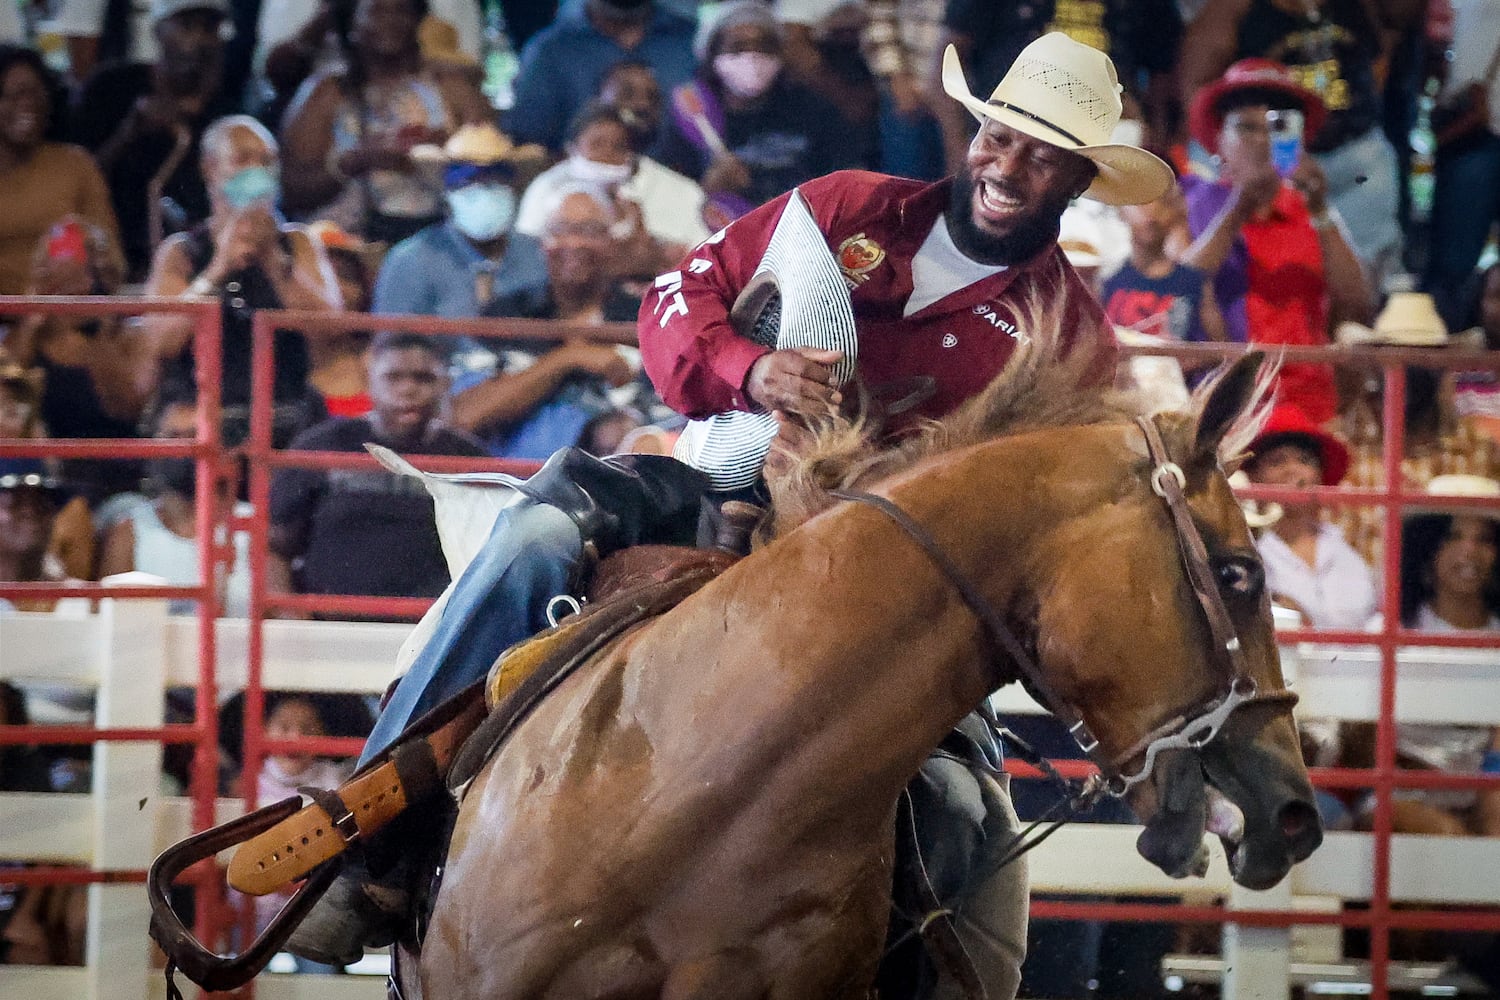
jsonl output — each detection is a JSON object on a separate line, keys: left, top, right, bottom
{"left": 1194, "top": 352, "right": 1265, "bottom": 462}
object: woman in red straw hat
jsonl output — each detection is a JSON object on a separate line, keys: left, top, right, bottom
{"left": 1180, "top": 59, "right": 1374, "bottom": 425}
{"left": 1242, "top": 403, "right": 1375, "bottom": 630}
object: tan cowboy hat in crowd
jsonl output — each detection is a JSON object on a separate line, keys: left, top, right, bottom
{"left": 1335, "top": 292, "right": 1449, "bottom": 347}
{"left": 419, "top": 16, "right": 478, "bottom": 69}
{"left": 1228, "top": 470, "right": 1283, "bottom": 529}
{"left": 411, "top": 124, "right": 545, "bottom": 167}
{"left": 1411, "top": 474, "right": 1500, "bottom": 513}
{"left": 940, "top": 32, "right": 1175, "bottom": 206}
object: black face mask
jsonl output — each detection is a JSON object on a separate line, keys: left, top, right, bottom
{"left": 147, "top": 457, "right": 196, "bottom": 496}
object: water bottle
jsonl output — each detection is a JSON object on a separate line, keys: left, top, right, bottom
{"left": 482, "top": 0, "right": 519, "bottom": 111}
{"left": 1409, "top": 77, "right": 1438, "bottom": 224}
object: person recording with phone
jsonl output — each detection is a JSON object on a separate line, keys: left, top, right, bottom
{"left": 0, "top": 46, "right": 120, "bottom": 298}
{"left": 1181, "top": 58, "right": 1373, "bottom": 425}
{"left": 2, "top": 217, "right": 164, "bottom": 508}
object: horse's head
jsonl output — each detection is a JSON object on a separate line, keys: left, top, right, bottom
{"left": 765, "top": 340, "right": 1321, "bottom": 889}
{"left": 1024, "top": 353, "right": 1321, "bottom": 889}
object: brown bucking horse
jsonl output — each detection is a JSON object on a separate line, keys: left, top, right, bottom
{"left": 409, "top": 346, "right": 1322, "bottom": 999}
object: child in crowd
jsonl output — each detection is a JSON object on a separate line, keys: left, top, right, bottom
{"left": 241, "top": 694, "right": 351, "bottom": 972}
{"left": 1101, "top": 187, "right": 1225, "bottom": 345}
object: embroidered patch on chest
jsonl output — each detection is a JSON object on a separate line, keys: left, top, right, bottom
{"left": 837, "top": 233, "right": 886, "bottom": 287}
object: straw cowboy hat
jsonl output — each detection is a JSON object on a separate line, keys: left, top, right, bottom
{"left": 411, "top": 124, "right": 545, "bottom": 168}
{"left": 418, "top": 16, "right": 478, "bottom": 69}
{"left": 940, "top": 32, "right": 1175, "bottom": 206}
{"left": 1406, "top": 474, "right": 1500, "bottom": 518}
{"left": 1335, "top": 292, "right": 1449, "bottom": 348}
{"left": 1228, "top": 470, "right": 1283, "bottom": 529}
{"left": 1247, "top": 404, "right": 1351, "bottom": 487}
{"left": 1189, "top": 58, "right": 1327, "bottom": 155}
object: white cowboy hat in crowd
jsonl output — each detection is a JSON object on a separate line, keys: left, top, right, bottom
{"left": 1335, "top": 292, "right": 1449, "bottom": 347}
{"left": 941, "top": 32, "right": 1175, "bottom": 206}
{"left": 1228, "top": 470, "right": 1284, "bottom": 530}
{"left": 1404, "top": 473, "right": 1500, "bottom": 520}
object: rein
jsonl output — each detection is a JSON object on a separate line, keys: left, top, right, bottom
{"left": 829, "top": 414, "right": 1298, "bottom": 806}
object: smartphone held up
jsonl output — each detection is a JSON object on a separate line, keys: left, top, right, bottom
{"left": 1268, "top": 108, "right": 1305, "bottom": 179}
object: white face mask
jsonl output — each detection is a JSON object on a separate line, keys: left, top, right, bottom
{"left": 713, "top": 51, "right": 781, "bottom": 100}
{"left": 567, "top": 154, "right": 634, "bottom": 187}
{"left": 446, "top": 183, "right": 516, "bottom": 242}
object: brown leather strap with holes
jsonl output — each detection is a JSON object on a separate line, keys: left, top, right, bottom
{"left": 226, "top": 688, "right": 487, "bottom": 896}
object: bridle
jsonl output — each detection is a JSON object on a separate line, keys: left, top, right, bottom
{"left": 831, "top": 414, "right": 1298, "bottom": 801}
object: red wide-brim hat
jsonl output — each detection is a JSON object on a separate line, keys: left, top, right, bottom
{"left": 1190, "top": 58, "right": 1328, "bottom": 155}
{"left": 1248, "top": 404, "right": 1350, "bottom": 487}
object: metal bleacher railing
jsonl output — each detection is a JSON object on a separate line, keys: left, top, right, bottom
{"left": 1, "top": 298, "right": 1499, "bottom": 999}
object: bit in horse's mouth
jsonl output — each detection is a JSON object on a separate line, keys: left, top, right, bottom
{"left": 1136, "top": 752, "right": 1254, "bottom": 880}
{"left": 1205, "top": 783, "right": 1248, "bottom": 876}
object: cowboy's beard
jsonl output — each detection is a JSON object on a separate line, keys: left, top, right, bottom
{"left": 946, "top": 170, "right": 1074, "bottom": 266}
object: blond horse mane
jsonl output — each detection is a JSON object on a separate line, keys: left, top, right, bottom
{"left": 762, "top": 304, "right": 1277, "bottom": 539}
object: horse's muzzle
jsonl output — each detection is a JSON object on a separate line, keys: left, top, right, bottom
{"left": 1132, "top": 743, "right": 1323, "bottom": 890}
{"left": 1199, "top": 738, "right": 1323, "bottom": 890}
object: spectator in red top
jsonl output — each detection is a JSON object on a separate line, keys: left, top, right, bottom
{"left": 1182, "top": 59, "right": 1373, "bottom": 425}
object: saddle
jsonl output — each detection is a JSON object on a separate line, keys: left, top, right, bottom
{"left": 227, "top": 545, "right": 738, "bottom": 897}
{"left": 149, "top": 544, "right": 739, "bottom": 993}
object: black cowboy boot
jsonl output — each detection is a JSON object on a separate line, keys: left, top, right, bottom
{"left": 287, "top": 453, "right": 707, "bottom": 966}
{"left": 283, "top": 854, "right": 406, "bottom": 967}
{"left": 285, "top": 807, "right": 441, "bottom": 966}
{"left": 509, "top": 448, "right": 710, "bottom": 555}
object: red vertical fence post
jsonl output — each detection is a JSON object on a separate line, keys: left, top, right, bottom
{"left": 188, "top": 296, "right": 226, "bottom": 958}
{"left": 1370, "top": 359, "right": 1407, "bottom": 1000}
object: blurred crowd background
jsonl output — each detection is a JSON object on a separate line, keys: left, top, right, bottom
{"left": 2, "top": 0, "right": 1500, "bottom": 990}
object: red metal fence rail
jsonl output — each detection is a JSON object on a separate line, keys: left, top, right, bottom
{"left": 5, "top": 296, "right": 1500, "bottom": 999}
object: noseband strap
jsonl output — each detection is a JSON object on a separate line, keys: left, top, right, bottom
{"left": 829, "top": 415, "right": 1297, "bottom": 799}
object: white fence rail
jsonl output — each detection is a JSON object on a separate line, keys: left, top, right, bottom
{"left": 2, "top": 599, "right": 1497, "bottom": 999}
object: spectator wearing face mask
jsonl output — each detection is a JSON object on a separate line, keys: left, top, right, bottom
{"left": 142, "top": 113, "right": 337, "bottom": 449}
{"left": 371, "top": 124, "right": 547, "bottom": 321}
{"left": 659, "top": 0, "right": 856, "bottom": 217}
{"left": 143, "top": 115, "right": 343, "bottom": 448}
{"left": 451, "top": 187, "right": 648, "bottom": 460}
{"left": 97, "top": 385, "right": 252, "bottom": 616}
{"left": 514, "top": 102, "right": 709, "bottom": 280}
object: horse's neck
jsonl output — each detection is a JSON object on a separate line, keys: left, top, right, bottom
{"left": 710, "top": 471, "right": 1038, "bottom": 818}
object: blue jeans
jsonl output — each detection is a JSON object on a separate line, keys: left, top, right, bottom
{"left": 878, "top": 93, "right": 945, "bottom": 181}
{"left": 358, "top": 501, "right": 581, "bottom": 765}
{"left": 1426, "top": 131, "right": 1500, "bottom": 328}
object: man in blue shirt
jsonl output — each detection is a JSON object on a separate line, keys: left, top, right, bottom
{"left": 372, "top": 124, "right": 547, "bottom": 320}
{"left": 504, "top": 0, "right": 697, "bottom": 154}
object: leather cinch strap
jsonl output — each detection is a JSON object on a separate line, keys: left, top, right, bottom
{"left": 226, "top": 687, "right": 488, "bottom": 896}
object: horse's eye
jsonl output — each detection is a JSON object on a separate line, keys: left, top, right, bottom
{"left": 1216, "top": 557, "right": 1263, "bottom": 599}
